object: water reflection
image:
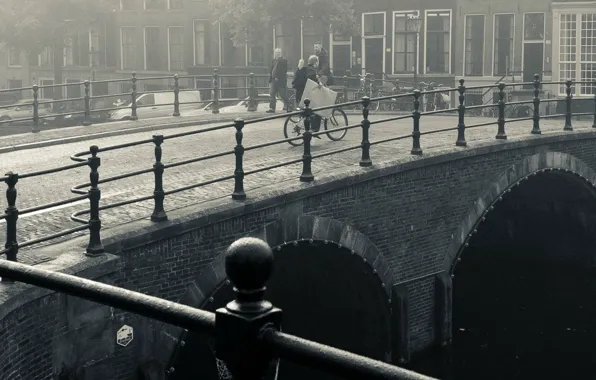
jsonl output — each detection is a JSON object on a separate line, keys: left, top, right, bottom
{"left": 408, "top": 248, "right": 596, "bottom": 379}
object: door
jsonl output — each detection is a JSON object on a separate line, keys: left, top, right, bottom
{"left": 523, "top": 43, "right": 544, "bottom": 89}
{"left": 364, "top": 39, "right": 384, "bottom": 76}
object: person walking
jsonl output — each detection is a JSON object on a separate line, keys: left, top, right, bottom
{"left": 267, "top": 48, "right": 288, "bottom": 113}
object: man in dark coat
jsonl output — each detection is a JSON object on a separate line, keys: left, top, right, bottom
{"left": 267, "top": 48, "right": 288, "bottom": 113}
{"left": 314, "top": 42, "right": 333, "bottom": 86}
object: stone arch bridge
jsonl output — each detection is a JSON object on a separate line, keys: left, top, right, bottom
{"left": 3, "top": 129, "right": 596, "bottom": 379}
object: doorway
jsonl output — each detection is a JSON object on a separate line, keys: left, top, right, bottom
{"left": 361, "top": 12, "right": 386, "bottom": 76}
{"left": 523, "top": 43, "right": 544, "bottom": 89}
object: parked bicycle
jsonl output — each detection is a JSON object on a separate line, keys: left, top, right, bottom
{"left": 353, "top": 73, "right": 381, "bottom": 112}
{"left": 418, "top": 81, "right": 451, "bottom": 112}
{"left": 283, "top": 102, "right": 349, "bottom": 147}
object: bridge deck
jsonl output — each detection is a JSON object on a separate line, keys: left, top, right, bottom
{"left": 0, "top": 114, "right": 593, "bottom": 265}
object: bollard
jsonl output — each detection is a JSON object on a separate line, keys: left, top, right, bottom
{"left": 32, "top": 85, "right": 40, "bottom": 133}
{"left": 83, "top": 80, "right": 92, "bottom": 126}
{"left": 564, "top": 79, "right": 573, "bottom": 131}
{"left": 300, "top": 99, "right": 314, "bottom": 182}
{"left": 496, "top": 82, "right": 507, "bottom": 139}
{"left": 247, "top": 73, "right": 257, "bottom": 112}
{"left": 215, "top": 237, "right": 282, "bottom": 380}
{"left": 232, "top": 119, "right": 246, "bottom": 200}
{"left": 411, "top": 90, "right": 422, "bottom": 155}
{"left": 4, "top": 172, "right": 19, "bottom": 269}
{"left": 151, "top": 135, "right": 167, "bottom": 222}
{"left": 173, "top": 74, "right": 180, "bottom": 117}
{"left": 86, "top": 145, "right": 104, "bottom": 257}
{"left": 131, "top": 73, "right": 139, "bottom": 121}
{"left": 531, "top": 74, "right": 541, "bottom": 135}
{"left": 212, "top": 68, "right": 220, "bottom": 114}
{"left": 360, "top": 97, "right": 372, "bottom": 167}
{"left": 456, "top": 79, "right": 466, "bottom": 147}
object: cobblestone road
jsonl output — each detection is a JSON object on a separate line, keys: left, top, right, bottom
{"left": 0, "top": 113, "right": 593, "bottom": 265}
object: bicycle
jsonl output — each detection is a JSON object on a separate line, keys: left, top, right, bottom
{"left": 283, "top": 104, "right": 349, "bottom": 147}
{"left": 353, "top": 73, "right": 381, "bottom": 112}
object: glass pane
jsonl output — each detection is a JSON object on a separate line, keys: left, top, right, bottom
{"left": 524, "top": 13, "right": 545, "bottom": 40}
{"left": 363, "top": 13, "right": 384, "bottom": 36}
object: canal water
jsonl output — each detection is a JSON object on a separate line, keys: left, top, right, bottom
{"left": 407, "top": 247, "right": 596, "bottom": 379}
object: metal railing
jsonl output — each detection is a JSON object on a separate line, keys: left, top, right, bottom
{"left": 0, "top": 75, "right": 595, "bottom": 262}
{"left": 0, "top": 237, "right": 436, "bottom": 380}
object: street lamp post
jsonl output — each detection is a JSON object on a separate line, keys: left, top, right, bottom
{"left": 406, "top": 13, "right": 422, "bottom": 88}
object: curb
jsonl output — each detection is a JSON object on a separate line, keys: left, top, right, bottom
{"left": 0, "top": 115, "right": 251, "bottom": 155}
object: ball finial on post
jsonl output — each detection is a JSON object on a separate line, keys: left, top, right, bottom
{"left": 225, "top": 237, "right": 274, "bottom": 314}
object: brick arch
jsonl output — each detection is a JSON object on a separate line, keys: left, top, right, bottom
{"left": 444, "top": 151, "right": 596, "bottom": 275}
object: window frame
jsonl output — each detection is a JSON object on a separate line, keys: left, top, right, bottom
{"left": 392, "top": 10, "right": 420, "bottom": 75}
{"left": 361, "top": 11, "right": 387, "bottom": 75}
{"left": 193, "top": 19, "right": 208, "bottom": 66}
{"left": 329, "top": 26, "right": 353, "bottom": 75}
{"left": 423, "top": 9, "right": 452, "bottom": 75}
{"left": 7, "top": 47, "right": 22, "bottom": 67}
{"left": 144, "top": 26, "right": 162, "bottom": 71}
{"left": 491, "top": 13, "right": 516, "bottom": 77}
{"left": 120, "top": 0, "right": 135, "bottom": 10}
{"left": 462, "top": 14, "right": 486, "bottom": 76}
{"left": 143, "top": 0, "right": 166, "bottom": 10}
{"left": 120, "top": 26, "right": 138, "bottom": 70}
{"left": 167, "top": 26, "right": 185, "bottom": 71}
{"left": 167, "top": 0, "right": 183, "bottom": 9}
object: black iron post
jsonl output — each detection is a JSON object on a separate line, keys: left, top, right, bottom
{"left": 212, "top": 69, "right": 220, "bottom": 114}
{"left": 32, "top": 84, "right": 40, "bottom": 133}
{"left": 593, "top": 81, "right": 596, "bottom": 129}
{"left": 131, "top": 72, "right": 139, "bottom": 121}
{"left": 232, "top": 119, "right": 246, "bottom": 200}
{"left": 496, "top": 82, "right": 507, "bottom": 139}
{"left": 151, "top": 135, "right": 167, "bottom": 222}
{"left": 564, "top": 79, "right": 573, "bottom": 131}
{"left": 456, "top": 78, "right": 466, "bottom": 147}
{"left": 531, "top": 74, "right": 541, "bottom": 135}
{"left": 360, "top": 97, "right": 372, "bottom": 167}
{"left": 411, "top": 90, "right": 422, "bottom": 155}
{"left": 83, "top": 80, "right": 92, "bottom": 126}
{"left": 173, "top": 74, "right": 180, "bottom": 117}
{"left": 4, "top": 172, "right": 19, "bottom": 268}
{"left": 343, "top": 74, "right": 349, "bottom": 103}
{"left": 86, "top": 145, "right": 104, "bottom": 257}
{"left": 248, "top": 73, "right": 257, "bottom": 112}
{"left": 215, "top": 237, "right": 283, "bottom": 380}
{"left": 300, "top": 99, "right": 314, "bottom": 182}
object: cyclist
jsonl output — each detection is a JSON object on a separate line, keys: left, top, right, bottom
{"left": 292, "top": 55, "right": 323, "bottom": 138}
{"left": 291, "top": 59, "right": 307, "bottom": 105}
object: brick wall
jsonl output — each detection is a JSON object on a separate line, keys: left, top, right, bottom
{"left": 2, "top": 133, "right": 596, "bottom": 379}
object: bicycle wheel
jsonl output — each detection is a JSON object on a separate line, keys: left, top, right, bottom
{"left": 287, "top": 94, "right": 296, "bottom": 112}
{"left": 284, "top": 115, "right": 305, "bottom": 146}
{"left": 325, "top": 108, "right": 349, "bottom": 141}
{"left": 353, "top": 91, "right": 365, "bottom": 110}
{"left": 514, "top": 105, "right": 532, "bottom": 118}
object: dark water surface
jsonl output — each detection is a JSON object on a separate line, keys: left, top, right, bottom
{"left": 408, "top": 248, "right": 596, "bottom": 379}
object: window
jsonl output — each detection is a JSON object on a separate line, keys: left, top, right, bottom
{"left": 89, "top": 27, "right": 107, "bottom": 67}
{"left": 558, "top": 13, "right": 596, "bottom": 96}
{"left": 332, "top": 30, "right": 351, "bottom": 75}
{"left": 8, "top": 47, "right": 22, "bottom": 67}
{"left": 464, "top": 15, "right": 485, "bottom": 76}
{"left": 524, "top": 13, "right": 545, "bottom": 40}
{"left": 274, "top": 23, "right": 295, "bottom": 65}
{"left": 248, "top": 45, "right": 264, "bottom": 66}
{"left": 220, "top": 24, "right": 237, "bottom": 66}
{"left": 136, "top": 93, "right": 155, "bottom": 106}
{"left": 120, "top": 0, "right": 135, "bottom": 10}
{"left": 39, "top": 47, "right": 53, "bottom": 67}
{"left": 168, "top": 27, "right": 184, "bottom": 71}
{"left": 144, "top": 27, "right": 162, "bottom": 70}
{"left": 425, "top": 11, "right": 451, "bottom": 73}
{"left": 168, "top": 0, "right": 183, "bottom": 9}
{"left": 363, "top": 13, "right": 385, "bottom": 36}
{"left": 493, "top": 14, "right": 514, "bottom": 76}
{"left": 393, "top": 12, "right": 418, "bottom": 73}
{"left": 121, "top": 27, "right": 137, "bottom": 69}
{"left": 64, "top": 37, "right": 74, "bottom": 66}
{"left": 40, "top": 79, "right": 54, "bottom": 100}
{"left": 144, "top": 0, "right": 166, "bottom": 9}
{"left": 194, "top": 20, "right": 207, "bottom": 65}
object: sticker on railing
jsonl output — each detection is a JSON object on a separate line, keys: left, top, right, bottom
{"left": 116, "top": 324, "right": 134, "bottom": 347}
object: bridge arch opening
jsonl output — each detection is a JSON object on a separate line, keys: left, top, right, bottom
{"left": 451, "top": 168, "right": 596, "bottom": 379}
{"left": 168, "top": 238, "right": 392, "bottom": 380}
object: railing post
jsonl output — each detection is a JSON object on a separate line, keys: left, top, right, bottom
{"left": 456, "top": 79, "right": 466, "bottom": 147}
{"left": 343, "top": 74, "right": 349, "bottom": 103}
{"left": 4, "top": 172, "right": 19, "bottom": 268}
{"left": 32, "top": 84, "right": 40, "bottom": 133}
{"left": 151, "top": 135, "right": 167, "bottom": 222}
{"left": 83, "top": 80, "right": 92, "bottom": 126}
{"left": 300, "top": 99, "right": 314, "bottom": 182}
{"left": 411, "top": 90, "right": 422, "bottom": 155}
{"left": 215, "top": 237, "right": 282, "bottom": 380}
{"left": 131, "top": 72, "right": 139, "bottom": 121}
{"left": 232, "top": 119, "right": 246, "bottom": 200}
{"left": 593, "top": 80, "right": 596, "bottom": 129}
{"left": 212, "top": 68, "right": 220, "bottom": 114}
{"left": 86, "top": 145, "right": 104, "bottom": 257}
{"left": 531, "top": 74, "right": 542, "bottom": 135}
{"left": 173, "top": 74, "right": 180, "bottom": 117}
{"left": 247, "top": 73, "right": 257, "bottom": 112}
{"left": 360, "top": 97, "right": 372, "bottom": 167}
{"left": 564, "top": 79, "right": 573, "bottom": 131}
{"left": 496, "top": 82, "right": 507, "bottom": 139}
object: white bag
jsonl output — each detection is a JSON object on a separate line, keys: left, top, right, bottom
{"left": 300, "top": 79, "right": 338, "bottom": 118}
